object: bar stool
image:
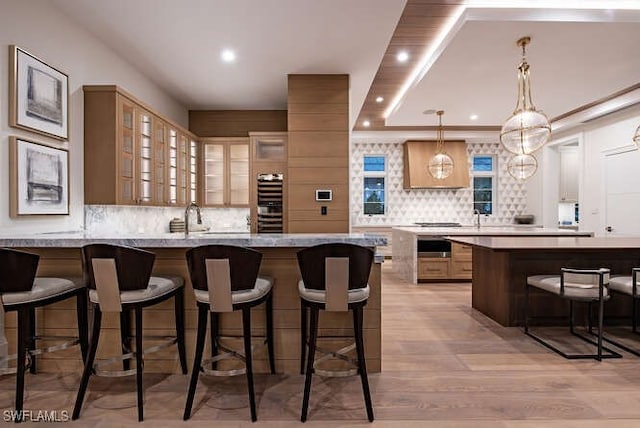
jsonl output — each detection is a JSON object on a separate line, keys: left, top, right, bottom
{"left": 72, "top": 244, "right": 187, "bottom": 422}
{"left": 605, "top": 268, "right": 640, "bottom": 355}
{"left": 183, "top": 245, "right": 275, "bottom": 422}
{"left": 297, "top": 243, "right": 374, "bottom": 422}
{"left": 525, "top": 267, "right": 621, "bottom": 360}
{"left": 0, "top": 248, "right": 88, "bottom": 422}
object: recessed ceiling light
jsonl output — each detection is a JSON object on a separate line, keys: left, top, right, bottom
{"left": 396, "top": 51, "right": 409, "bottom": 63}
{"left": 422, "top": 109, "right": 436, "bottom": 115}
{"left": 363, "top": 120, "right": 371, "bottom": 127}
{"left": 470, "top": 114, "right": 479, "bottom": 120}
{"left": 375, "top": 96, "right": 384, "bottom": 103}
{"left": 221, "top": 49, "right": 236, "bottom": 63}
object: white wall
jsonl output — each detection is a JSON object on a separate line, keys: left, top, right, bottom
{"left": 0, "top": 0, "right": 188, "bottom": 233}
{"left": 527, "top": 107, "right": 640, "bottom": 235}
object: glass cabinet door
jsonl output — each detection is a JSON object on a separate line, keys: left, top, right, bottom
{"left": 168, "top": 128, "right": 178, "bottom": 205}
{"left": 203, "top": 142, "right": 224, "bottom": 205}
{"left": 189, "top": 138, "right": 198, "bottom": 204}
{"left": 138, "top": 111, "right": 153, "bottom": 204}
{"left": 229, "top": 143, "right": 249, "bottom": 205}
{"left": 117, "top": 96, "right": 136, "bottom": 204}
{"left": 154, "top": 118, "right": 166, "bottom": 204}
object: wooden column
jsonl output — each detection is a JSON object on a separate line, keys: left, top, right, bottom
{"left": 287, "top": 74, "right": 350, "bottom": 233}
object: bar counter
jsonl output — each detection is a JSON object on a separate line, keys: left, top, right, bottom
{"left": 0, "top": 232, "right": 386, "bottom": 374}
{"left": 449, "top": 236, "right": 640, "bottom": 326}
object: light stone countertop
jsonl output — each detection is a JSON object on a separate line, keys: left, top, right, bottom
{"left": 448, "top": 236, "right": 640, "bottom": 250}
{"left": 0, "top": 231, "right": 387, "bottom": 249}
{"left": 392, "top": 226, "right": 592, "bottom": 236}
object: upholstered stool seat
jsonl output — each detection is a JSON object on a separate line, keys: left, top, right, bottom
{"left": 603, "top": 269, "right": 640, "bottom": 355}
{"left": 0, "top": 248, "right": 88, "bottom": 422}
{"left": 525, "top": 267, "right": 621, "bottom": 360}
{"left": 73, "top": 244, "right": 187, "bottom": 422}
{"left": 297, "top": 243, "right": 375, "bottom": 423}
{"left": 183, "top": 245, "right": 275, "bottom": 422}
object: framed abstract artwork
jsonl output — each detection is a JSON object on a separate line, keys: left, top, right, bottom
{"left": 9, "top": 137, "right": 69, "bottom": 216}
{"left": 9, "top": 45, "right": 69, "bottom": 140}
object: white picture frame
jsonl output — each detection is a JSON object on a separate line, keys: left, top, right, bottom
{"left": 9, "top": 137, "right": 70, "bottom": 216}
{"left": 9, "top": 45, "right": 69, "bottom": 140}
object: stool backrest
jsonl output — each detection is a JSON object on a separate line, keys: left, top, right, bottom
{"left": 186, "top": 245, "right": 262, "bottom": 294}
{"left": 82, "top": 244, "right": 155, "bottom": 292}
{"left": 297, "top": 243, "right": 374, "bottom": 292}
{"left": 0, "top": 248, "right": 39, "bottom": 293}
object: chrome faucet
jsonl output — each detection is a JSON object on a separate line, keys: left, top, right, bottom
{"left": 473, "top": 209, "right": 481, "bottom": 229}
{"left": 184, "top": 202, "right": 202, "bottom": 235}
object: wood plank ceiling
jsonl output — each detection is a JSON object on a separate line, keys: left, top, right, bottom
{"left": 354, "top": 0, "right": 500, "bottom": 132}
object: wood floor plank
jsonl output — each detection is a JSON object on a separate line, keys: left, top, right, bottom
{"left": 2, "top": 260, "right": 640, "bottom": 425}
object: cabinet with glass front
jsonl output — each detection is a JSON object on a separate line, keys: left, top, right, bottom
{"left": 83, "top": 85, "right": 198, "bottom": 206}
{"left": 200, "top": 137, "right": 249, "bottom": 207}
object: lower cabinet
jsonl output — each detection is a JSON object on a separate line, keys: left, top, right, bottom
{"left": 417, "top": 242, "right": 472, "bottom": 281}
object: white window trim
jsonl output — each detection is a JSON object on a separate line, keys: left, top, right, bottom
{"left": 471, "top": 155, "right": 497, "bottom": 217}
{"left": 363, "top": 155, "right": 387, "bottom": 216}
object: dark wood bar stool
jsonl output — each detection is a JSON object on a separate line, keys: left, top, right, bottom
{"left": 72, "top": 244, "right": 187, "bottom": 422}
{"left": 0, "top": 248, "right": 88, "bottom": 423}
{"left": 297, "top": 243, "right": 374, "bottom": 422}
{"left": 605, "top": 268, "right": 640, "bottom": 355}
{"left": 183, "top": 245, "right": 275, "bottom": 422}
{"left": 525, "top": 267, "right": 621, "bottom": 360}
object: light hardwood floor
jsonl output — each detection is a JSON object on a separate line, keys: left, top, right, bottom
{"left": 2, "top": 261, "right": 640, "bottom": 426}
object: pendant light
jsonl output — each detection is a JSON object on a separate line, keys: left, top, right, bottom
{"left": 634, "top": 123, "right": 640, "bottom": 146}
{"left": 507, "top": 153, "right": 538, "bottom": 180}
{"left": 500, "top": 36, "right": 551, "bottom": 155}
{"left": 428, "top": 110, "right": 454, "bottom": 180}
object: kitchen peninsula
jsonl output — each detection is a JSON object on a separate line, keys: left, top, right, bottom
{"left": 0, "top": 232, "right": 386, "bottom": 374}
{"left": 392, "top": 226, "right": 592, "bottom": 284}
{"left": 449, "top": 236, "right": 640, "bottom": 327}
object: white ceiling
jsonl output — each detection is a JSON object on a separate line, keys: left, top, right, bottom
{"left": 51, "top": 1, "right": 640, "bottom": 130}
{"left": 387, "top": 18, "right": 640, "bottom": 127}
{"left": 51, "top": 0, "right": 406, "bottom": 128}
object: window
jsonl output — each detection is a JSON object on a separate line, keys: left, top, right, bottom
{"left": 472, "top": 155, "right": 496, "bottom": 215}
{"left": 363, "top": 155, "right": 385, "bottom": 215}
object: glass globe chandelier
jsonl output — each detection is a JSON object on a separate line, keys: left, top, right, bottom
{"left": 507, "top": 153, "right": 538, "bottom": 180}
{"left": 428, "top": 110, "right": 454, "bottom": 180}
{"left": 500, "top": 36, "right": 551, "bottom": 155}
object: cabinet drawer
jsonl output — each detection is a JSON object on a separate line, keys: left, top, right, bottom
{"left": 451, "top": 260, "right": 473, "bottom": 279}
{"left": 418, "top": 258, "right": 450, "bottom": 279}
{"left": 452, "top": 242, "right": 472, "bottom": 261}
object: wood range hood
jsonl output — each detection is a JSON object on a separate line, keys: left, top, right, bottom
{"left": 402, "top": 140, "right": 470, "bottom": 189}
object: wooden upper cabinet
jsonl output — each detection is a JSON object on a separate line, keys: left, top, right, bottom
{"left": 200, "top": 137, "right": 249, "bottom": 207}
{"left": 403, "top": 140, "right": 470, "bottom": 189}
{"left": 84, "top": 85, "right": 198, "bottom": 206}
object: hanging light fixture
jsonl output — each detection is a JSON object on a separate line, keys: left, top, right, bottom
{"left": 428, "top": 110, "right": 454, "bottom": 180}
{"left": 633, "top": 123, "right": 640, "bottom": 146}
{"left": 500, "top": 36, "right": 551, "bottom": 155}
{"left": 507, "top": 153, "right": 538, "bottom": 180}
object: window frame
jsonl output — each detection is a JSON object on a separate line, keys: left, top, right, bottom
{"left": 363, "top": 155, "right": 387, "bottom": 216}
{"left": 471, "top": 154, "right": 497, "bottom": 216}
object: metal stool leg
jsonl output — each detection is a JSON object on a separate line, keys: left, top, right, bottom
{"left": 300, "top": 301, "right": 307, "bottom": 374}
{"left": 73, "top": 306, "right": 102, "bottom": 420}
{"left": 184, "top": 305, "right": 208, "bottom": 420}
{"left": 266, "top": 292, "right": 276, "bottom": 374}
{"left": 242, "top": 307, "right": 257, "bottom": 422}
{"left": 210, "top": 312, "right": 219, "bottom": 370}
{"left": 120, "top": 310, "right": 132, "bottom": 371}
{"left": 76, "top": 289, "right": 89, "bottom": 363}
{"left": 28, "top": 308, "right": 36, "bottom": 374}
{"left": 14, "top": 308, "right": 30, "bottom": 420}
{"left": 353, "top": 305, "right": 374, "bottom": 422}
{"left": 301, "top": 306, "right": 319, "bottom": 422}
{"left": 134, "top": 307, "right": 144, "bottom": 422}
{"left": 174, "top": 288, "right": 187, "bottom": 374}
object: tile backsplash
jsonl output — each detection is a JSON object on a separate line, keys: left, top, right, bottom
{"left": 350, "top": 138, "right": 528, "bottom": 226}
{"left": 85, "top": 205, "right": 249, "bottom": 235}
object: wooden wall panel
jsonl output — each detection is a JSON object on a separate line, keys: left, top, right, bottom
{"left": 5, "top": 247, "right": 381, "bottom": 374}
{"left": 189, "top": 110, "right": 287, "bottom": 137}
{"left": 287, "top": 74, "right": 350, "bottom": 233}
